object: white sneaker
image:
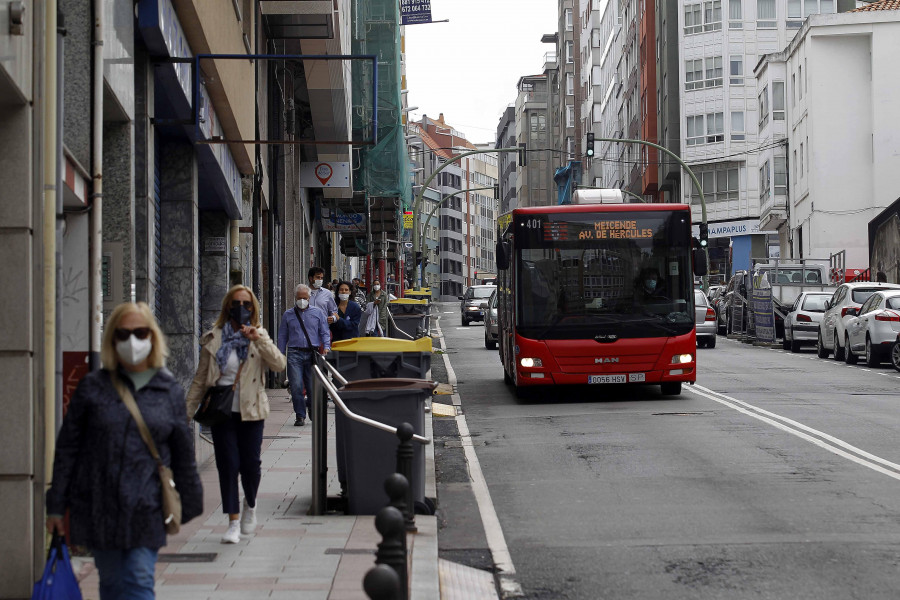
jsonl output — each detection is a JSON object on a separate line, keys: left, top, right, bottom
{"left": 221, "top": 520, "right": 241, "bottom": 544}
{"left": 240, "top": 498, "right": 257, "bottom": 534}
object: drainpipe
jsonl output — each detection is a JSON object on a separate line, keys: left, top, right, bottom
{"left": 42, "top": 0, "right": 58, "bottom": 485}
{"left": 89, "top": 0, "right": 104, "bottom": 368}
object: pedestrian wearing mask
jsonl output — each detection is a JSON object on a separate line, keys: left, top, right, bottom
{"left": 308, "top": 266, "right": 339, "bottom": 332}
{"left": 367, "top": 278, "right": 390, "bottom": 337}
{"left": 331, "top": 280, "right": 363, "bottom": 342}
{"left": 47, "top": 302, "right": 203, "bottom": 599}
{"left": 352, "top": 277, "right": 367, "bottom": 306}
{"left": 186, "top": 285, "right": 286, "bottom": 544}
{"left": 278, "top": 284, "right": 331, "bottom": 426}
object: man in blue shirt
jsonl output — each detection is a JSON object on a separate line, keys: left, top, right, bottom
{"left": 308, "top": 266, "right": 338, "bottom": 332}
{"left": 278, "top": 284, "right": 330, "bottom": 426}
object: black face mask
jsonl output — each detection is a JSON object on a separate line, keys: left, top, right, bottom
{"left": 230, "top": 305, "right": 252, "bottom": 326}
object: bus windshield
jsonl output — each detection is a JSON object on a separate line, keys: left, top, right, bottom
{"left": 513, "top": 209, "right": 694, "bottom": 340}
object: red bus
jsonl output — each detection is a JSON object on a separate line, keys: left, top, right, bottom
{"left": 496, "top": 195, "right": 703, "bottom": 397}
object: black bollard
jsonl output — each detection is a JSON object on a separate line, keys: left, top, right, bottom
{"left": 385, "top": 472, "right": 415, "bottom": 533}
{"left": 363, "top": 563, "right": 401, "bottom": 600}
{"left": 374, "top": 505, "right": 408, "bottom": 600}
{"left": 395, "top": 422, "right": 416, "bottom": 530}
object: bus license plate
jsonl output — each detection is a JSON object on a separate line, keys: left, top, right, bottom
{"left": 588, "top": 374, "right": 626, "bottom": 384}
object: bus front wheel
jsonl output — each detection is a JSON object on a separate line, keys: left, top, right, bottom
{"left": 660, "top": 382, "right": 682, "bottom": 396}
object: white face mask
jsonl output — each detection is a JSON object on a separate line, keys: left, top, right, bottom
{"left": 296, "top": 298, "right": 309, "bottom": 310}
{"left": 373, "top": 285, "right": 381, "bottom": 291}
{"left": 338, "top": 293, "right": 350, "bottom": 301}
{"left": 312, "top": 280, "right": 323, "bottom": 289}
{"left": 116, "top": 335, "right": 153, "bottom": 366}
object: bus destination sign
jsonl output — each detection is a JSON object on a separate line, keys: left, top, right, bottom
{"left": 542, "top": 219, "right": 654, "bottom": 242}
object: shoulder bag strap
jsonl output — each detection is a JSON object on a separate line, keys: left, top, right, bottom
{"left": 111, "top": 374, "right": 164, "bottom": 467}
{"left": 293, "top": 306, "right": 315, "bottom": 349}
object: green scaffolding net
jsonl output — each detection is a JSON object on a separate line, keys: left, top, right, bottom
{"left": 351, "top": 0, "right": 411, "bottom": 210}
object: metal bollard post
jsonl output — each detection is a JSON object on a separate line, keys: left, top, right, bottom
{"left": 394, "top": 422, "right": 416, "bottom": 531}
{"left": 310, "top": 354, "right": 327, "bottom": 515}
{"left": 374, "top": 506, "right": 408, "bottom": 600}
{"left": 363, "top": 564, "right": 401, "bottom": 600}
{"left": 384, "top": 473, "right": 414, "bottom": 534}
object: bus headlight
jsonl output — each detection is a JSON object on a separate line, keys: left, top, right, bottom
{"left": 672, "top": 353, "right": 693, "bottom": 364}
{"left": 520, "top": 357, "right": 543, "bottom": 368}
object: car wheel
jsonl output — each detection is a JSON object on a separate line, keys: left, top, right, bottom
{"left": 503, "top": 367, "right": 512, "bottom": 384}
{"left": 485, "top": 336, "right": 496, "bottom": 349}
{"left": 817, "top": 331, "right": 830, "bottom": 358}
{"left": 782, "top": 336, "right": 790, "bottom": 350}
{"left": 461, "top": 317, "right": 469, "bottom": 326}
{"left": 707, "top": 335, "right": 716, "bottom": 349}
{"left": 891, "top": 341, "right": 900, "bottom": 373}
{"left": 790, "top": 337, "right": 801, "bottom": 353}
{"left": 660, "top": 382, "right": 682, "bottom": 396}
{"left": 833, "top": 329, "right": 845, "bottom": 361}
{"left": 844, "top": 334, "right": 858, "bottom": 364}
{"left": 697, "top": 338, "right": 706, "bottom": 348}
{"left": 865, "top": 336, "right": 880, "bottom": 368}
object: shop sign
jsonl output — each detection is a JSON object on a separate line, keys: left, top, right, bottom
{"left": 692, "top": 219, "right": 760, "bottom": 239}
{"left": 321, "top": 210, "right": 366, "bottom": 233}
{"left": 300, "top": 162, "right": 351, "bottom": 188}
{"left": 403, "top": 211, "right": 414, "bottom": 229}
{"left": 204, "top": 237, "right": 227, "bottom": 253}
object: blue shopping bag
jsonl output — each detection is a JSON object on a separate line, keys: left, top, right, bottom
{"left": 32, "top": 534, "right": 83, "bottom": 600}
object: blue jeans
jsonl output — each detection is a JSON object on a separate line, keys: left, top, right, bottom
{"left": 287, "top": 348, "right": 314, "bottom": 418}
{"left": 92, "top": 547, "right": 158, "bottom": 600}
{"left": 210, "top": 412, "right": 265, "bottom": 515}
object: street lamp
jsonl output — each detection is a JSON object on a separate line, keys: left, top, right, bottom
{"left": 402, "top": 106, "right": 419, "bottom": 113}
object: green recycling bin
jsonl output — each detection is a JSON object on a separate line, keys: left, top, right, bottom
{"left": 335, "top": 378, "right": 437, "bottom": 515}
{"left": 327, "top": 337, "right": 432, "bottom": 382}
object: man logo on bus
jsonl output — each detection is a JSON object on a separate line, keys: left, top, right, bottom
{"left": 595, "top": 357, "right": 619, "bottom": 364}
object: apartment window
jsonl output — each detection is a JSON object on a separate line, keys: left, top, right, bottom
{"left": 798, "top": 65, "right": 803, "bottom": 99}
{"left": 730, "top": 55, "right": 743, "bottom": 84}
{"left": 731, "top": 111, "right": 745, "bottom": 141}
{"left": 758, "top": 85, "right": 769, "bottom": 129}
{"left": 788, "top": 0, "right": 801, "bottom": 17}
{"left": 774, "top": 156, "right": 787, "bottom": 195}
{"left": 705, "top": 56, "right": 723, "bottom": 87}
{"left": 567, "top": 105, "right": 575, "bottom": 128}
{"left": 685, "top": 59, "right": 704, "bottom": 90}
{"left": 805, "top": 137, "right": 808, "bottom": 172}
{"left": 773, "top": 81, "right": 785, "bottom": 120}
{"left": 757, "top": 0, "right": 776, "bottom": 27}
{"left": 684, "top": 3, "right": 702, "bottom": 33}
{"left": 793, "top": 150, "right": 798, "bottom": 180}
{"left": 688, "top": 166, "right": 739, "bottom": 202}
{"left": 791, "top": 74, "right": 796, "bottom": 105}
{"left": 566, "top": 41, "right": 574, "bottom": 63}
{"left": 706, "top": 112, "right": 724, "bottom": 143}
{"left": 759, "top": 160, "right": 771, "bottom": 202}
{"left": 566, "top": 73, "right": 574, "bottom": 95}
{"left": 565, "top": 8, "right": 573, "bottom": 29}
{"left": 729, "top": 0, "right": 743, "bottom": 27}
{"left": 799, "top": 142, "right": 804, "bottom": 175}
{"left": 686, "top": 115, "right": 704, "bottom": 146}
{"left": 567, "top": 137, "right": 575, "bottom": 157}
{"left": 703, "top": 0, "right": 722, "bottom": 29}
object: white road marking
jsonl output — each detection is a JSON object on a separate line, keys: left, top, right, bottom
{"left": 688, "top": 384, "right": 900, "bottom": 481}
{"left": 433, "top": 319, "right": 523, "bottom": 598}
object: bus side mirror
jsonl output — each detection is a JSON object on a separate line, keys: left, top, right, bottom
{"left": 496, "top": 241, "right": 510, "bottom": 270}
{"left": 692, "top": 247, "right": 708, "bottom": 277}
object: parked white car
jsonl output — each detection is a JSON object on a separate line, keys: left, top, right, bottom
{"left": 817, "top": 282, "right": 900, "bottom": 360}
{"left": 844, "top": 290, "right": 900, "bottom": 366}
{"left": 783, "top": 291, "right": 833, "bottom": 352}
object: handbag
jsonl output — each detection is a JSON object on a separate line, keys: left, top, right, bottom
{"left": 193, "top": 358, "right": 245, "bottom": 427}
{"left": 112, "top": 376, "right": 182, "bottom": 535}
{"left": 32, "top": 534, "right": 83, "bottom": 600}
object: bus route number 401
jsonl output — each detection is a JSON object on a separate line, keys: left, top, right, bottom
{"left": 588, "top": 373, "right": 646, "bottom": 384}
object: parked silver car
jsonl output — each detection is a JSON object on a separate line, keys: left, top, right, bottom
{"left": 844, "top": 290, "right": 900, "bottom": 366}
{"left": 482, "top": 291, "right": 498, "bottom": 349}
{"left": 817, "top": 282, "right": 900, "bottom": 360}
{"left": 694, "top": 289, "right": 717, "bottom": 348}
{"left": 783, "top": 291, "right": 833, "bottom": 352}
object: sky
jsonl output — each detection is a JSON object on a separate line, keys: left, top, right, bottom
{"left": 403, "top": 0, "right": 558, "bottom": 145}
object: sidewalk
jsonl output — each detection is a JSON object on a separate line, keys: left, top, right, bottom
{"left": 75, "top": 389, "right": 439, "bottom": 600}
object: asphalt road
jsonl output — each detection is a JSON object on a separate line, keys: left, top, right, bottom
{"left": 433, "top": 302, "right": 900, "bottom": 600}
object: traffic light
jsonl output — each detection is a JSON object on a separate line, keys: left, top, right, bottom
{"left": 699, "top": 222, "right": 709, "bottom": 248}
{"left": 586, "top": 132, "right": 595, "bottom": 157}
{"left": 493, "top": 184, "right": 500, "bottom": 199}
{"left": 415, "top": 251, "right": 422, "bottom": 266}
{"left": 518, "top": 143, "right": 527, "bottom": 167}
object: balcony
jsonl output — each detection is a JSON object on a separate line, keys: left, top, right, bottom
{"left": 759, "top": 194, "right": 788, "bottom": 231}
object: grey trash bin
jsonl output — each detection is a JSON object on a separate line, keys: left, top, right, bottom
{"left": 327, "top": 337, "right": 432, "bottom": 382}
{"left": 335, "top": 378, "right": 436, "bottom": 515}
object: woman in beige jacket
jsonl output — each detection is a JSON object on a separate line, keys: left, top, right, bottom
{"left": 186, "top": 285, "right": 286, "bottom": 544}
